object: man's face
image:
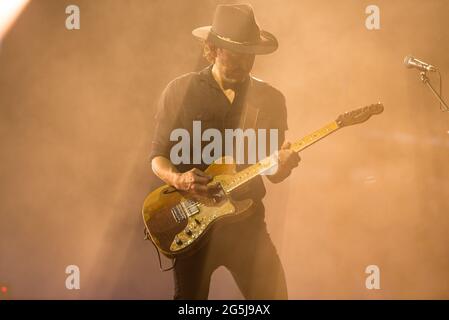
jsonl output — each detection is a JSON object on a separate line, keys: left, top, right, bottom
{"left": 215, "top": 48, "right": 255, "bottom": 84}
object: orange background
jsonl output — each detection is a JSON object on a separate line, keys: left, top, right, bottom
{"left": 0, "top": 0, "right": 448, "bottom": 299}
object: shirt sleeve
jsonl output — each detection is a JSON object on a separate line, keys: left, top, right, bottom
{"left": 148, "top": 80, "right": 183, "bottom": 162}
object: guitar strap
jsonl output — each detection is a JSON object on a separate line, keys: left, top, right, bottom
{"left": 237, "top": 101, "right": 259, "bottom": 172}
{"left": 239, "top": 102, "right": 259, "bottom": 130}
{"left": 235, "top": 83, "right": 260, "bottom": 194}
{"left": 239, "top": 78, "right": 260, "bottom": 130}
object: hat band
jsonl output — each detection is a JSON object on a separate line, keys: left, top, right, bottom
{"left": 210, "top": 30, "right": 261, "bottom": 46}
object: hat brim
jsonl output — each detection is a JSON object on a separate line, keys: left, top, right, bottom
{"left": 192, "top": 26, "right": 278, "bottom": 55}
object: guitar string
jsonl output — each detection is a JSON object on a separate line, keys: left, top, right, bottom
{"left": 180, "top": 122, "right": 339, "bottom": 215}
{"left": 181, "top": 141, "right": 319, "bottom": 211}
{"left": 181, "top": 161, "right": 275, "bottom": 216}
{"left": 180, "top": 146, "right": 297, "bottom": 211}
{"left": 174, "top": 119, "right": 375, "bottom": 221}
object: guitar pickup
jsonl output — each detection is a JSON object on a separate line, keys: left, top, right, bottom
{"left": 171, "top": 204, "right": 186, "bottom": 223}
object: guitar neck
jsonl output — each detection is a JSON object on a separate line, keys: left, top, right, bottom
{"left": 224, "top": 121, "right": 340, "bottom": 192}
{"left": 290, "top": 120, "right": 340, "bottom": 153}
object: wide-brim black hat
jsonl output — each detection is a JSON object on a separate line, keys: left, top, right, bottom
{"left": 192, "top": 4, "right": 278, "bottom": 55}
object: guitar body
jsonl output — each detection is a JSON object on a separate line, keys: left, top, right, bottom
{"left": 142, "top": 156, "right": 254, "bottom": 258}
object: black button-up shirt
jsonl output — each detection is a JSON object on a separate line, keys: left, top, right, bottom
{"left": 149, "top": 65, "right": 288, "bottom": 204}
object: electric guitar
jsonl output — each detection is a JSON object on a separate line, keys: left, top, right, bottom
{"left": 142, "top": 103, "right": 384, "bottom": 257}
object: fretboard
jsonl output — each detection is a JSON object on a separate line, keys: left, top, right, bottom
{"left": 223, "top": 121, "right": 340, "bottom": 192}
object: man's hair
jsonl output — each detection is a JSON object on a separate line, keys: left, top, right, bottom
{"left": 202, "top": 40, "right": 217, "bottom": 64}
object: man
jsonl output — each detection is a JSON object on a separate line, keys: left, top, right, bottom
{"left": 149, "top": 4, "right": 300, "bottom": 299}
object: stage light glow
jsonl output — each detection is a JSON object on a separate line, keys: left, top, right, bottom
{"left": 0, "top": 0, "right": 31, "bottom": 40}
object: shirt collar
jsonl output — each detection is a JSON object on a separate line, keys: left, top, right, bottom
{"left": 199, "top": 64, "right": 251, "bottom": 92}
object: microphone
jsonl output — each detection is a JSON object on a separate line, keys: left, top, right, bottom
{"left": 404, "top": 55, "right": 437, "bottom": 72}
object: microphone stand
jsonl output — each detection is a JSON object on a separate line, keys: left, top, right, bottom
{"left": 419, "top": 71, "right": 449, "bottom": 112}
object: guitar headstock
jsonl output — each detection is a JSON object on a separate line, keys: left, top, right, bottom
{"left": 336, "top": 102, "right": 384, "bottom": 127}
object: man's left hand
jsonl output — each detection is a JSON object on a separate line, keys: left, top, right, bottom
{"left": 268, "top": 141, "right": 301, "bottom": 183}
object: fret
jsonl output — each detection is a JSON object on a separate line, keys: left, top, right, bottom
{"left": 223, "top": 121, "right": 340, "bottom": 193}
{"left": 291, "top": 121, "right": 339, "bottom": 153}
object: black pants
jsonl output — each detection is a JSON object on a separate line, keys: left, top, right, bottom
{"left": 172, "top": 204, "right": 288, "bottom": 300}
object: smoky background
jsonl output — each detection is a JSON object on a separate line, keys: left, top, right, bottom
{"left": 0, "top": 0, "right": 448, "bottom": 299}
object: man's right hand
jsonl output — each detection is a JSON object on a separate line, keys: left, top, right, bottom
{"left": 172, "top": 168, "right": 219, "bottom": 198}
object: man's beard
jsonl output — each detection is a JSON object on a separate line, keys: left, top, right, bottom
{"left": 222, "top": 69, "right": 248, "bottom": 84}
